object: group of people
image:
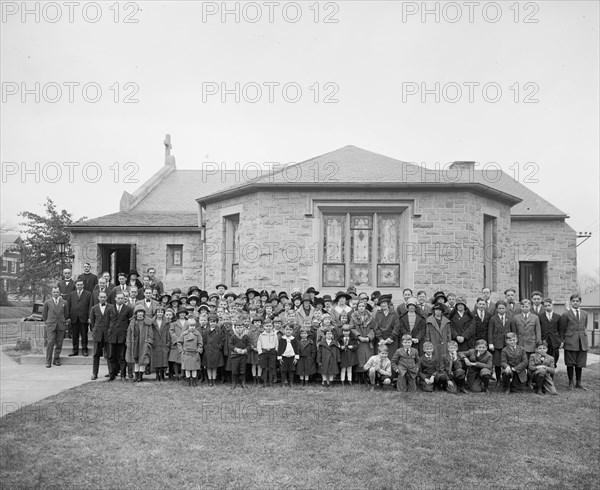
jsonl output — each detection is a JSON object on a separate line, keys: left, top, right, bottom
{"left": 42, "top": 263, "right": 590, "bottom": 394}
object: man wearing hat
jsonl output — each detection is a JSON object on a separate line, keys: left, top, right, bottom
{"left": 375, "top": 294, "right": 400, "bottom": 356}
{"left": 216, "top": 283, "right": 228, "bottom": 301}
{"left": 306, "top": 287, "right": 320, "bottom": 303}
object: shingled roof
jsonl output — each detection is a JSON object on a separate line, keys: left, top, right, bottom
{"left": 71, "top": 145, "right": 567, "bottom": 229}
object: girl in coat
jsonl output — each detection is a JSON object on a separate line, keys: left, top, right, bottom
{"left": 350, "top": 302, "right": 375, "bottom": 384}
{"left": 394, "top": 299, "right": 426, "bottom": 356}
{"left": 151, "top": 307, "right": 170, "bottom": 381}
{"left": 449, "top": 298, "right": 475, "bottom": 353}
{"left": 295, "top": 328, "right": 317, "bottom": 385}
{"left": 426, "top": 304, "right": 453, "bottom": 367}
{"left": 338, "top": 325, "right": 358, "bottom": 386}
{"left": 126, "top": 305, "right": 153, "bottom": 382}
{"left": 168, "top": 307, "right": 187, "bottom": 380}
{"left": 317, "top": 329, "right": 340, "bottom": 388}
{"left": 177, "top": 319, "right": 203, "bottom": 387}
{"left": 247, "top": 317, "right": 263, "bottom": 385}
{"left": 203, "top": 314, "right": 224, "bottom": 386}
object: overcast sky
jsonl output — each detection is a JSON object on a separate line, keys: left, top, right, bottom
{"left": 1, "top": 1, "right": 598, "bottom": 276}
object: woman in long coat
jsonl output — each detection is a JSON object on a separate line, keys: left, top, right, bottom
{"left": 395, "top": 299, "right": 428, "bottom": 356}
{"left": 449, "top": 299, "right": 475, "bottom": 353}
{"left": 350, "top": 302, "right": 375, "bottom": 377}
{"left": 168, "top": 307, "right": 187, "bottom": 380}
{"left": 426, "top": 304, "right": 453, "bottom": 366}
{"left": 151, "top": 307, "right": 170, "bottom": 381}
{"left": 126, "top": 305, "right": 153, "bottom": 382}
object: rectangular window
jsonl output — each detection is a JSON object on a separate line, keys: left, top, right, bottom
{"left": 1, "top": 259, "right": 6, "bottom": 272}
{"left": 166, "top": 245, "right": 183, "bottom": 271}
{"left": 225, "top": 214, "right": 240, "bottom": 287}
{"left": 483, "top": 215, "right": 497, "bottom": 290}
{"left": 322, "top": 212, "right": 402, "bottom": 288}
{"left": 7, "top": 260, "right": 15, "bottom": 274}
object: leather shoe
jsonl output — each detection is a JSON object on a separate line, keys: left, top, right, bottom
{"left": 68, "top": 352, "right": 78, "bottom": 357}
{"left": 46, "top": 364, "right": 51, "bottom": 368}
{"left": 568, "top": 380, "right": 575, "bottom": 390}
{"left": 53, "top": 360, "right": 61, "bottom": 366}
{"left": 91, "top": 374, "right": 98, "bottom": 380}
{"left": 82, "top": 351, "right": 89, "bottom": 357}
{"left": 107, "top": 376, "right": 116, "bottom": 382}
{"left": 575, "top": 383, "right": 588, "bottom": 391}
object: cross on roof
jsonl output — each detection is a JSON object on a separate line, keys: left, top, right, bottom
{"left": 164, "top": 134, "right": 172, "bottom": 156}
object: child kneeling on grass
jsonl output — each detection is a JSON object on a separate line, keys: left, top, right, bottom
{"left": 528, "top": 341, "right": 558, "bottom": 395}
{"left": 459, "top": 339, "right": 493, "bottom": 394}
{"left": 177, "top": 319, "right": 203, "bottom": 387}
{"left": 391, "top": 334, "right": 419, "bottom": 393}
{"left": 363, "top": 344, "right": 392, "bottom": 391}
{"left": 417, "top": 341, "right": 446, "bottom": 392}
{"left": 443, "top": 340, "right": 467, "bottom": 394}
{"left": 500, "top": 332, "right": 528, "bottom": 394}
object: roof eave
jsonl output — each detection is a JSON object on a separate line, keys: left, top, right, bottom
{"left": 68, "top": 226, "right": 200, "bottom": 232}
{"left": 510, "top": 214, "right": 569, "bottom": 221}
{"left": 197, "top": 182, "right": 522, "bottom": 206}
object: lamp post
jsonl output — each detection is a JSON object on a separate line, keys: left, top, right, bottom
{"left": 57, "top": 241, "right": 66, "bottom": 270}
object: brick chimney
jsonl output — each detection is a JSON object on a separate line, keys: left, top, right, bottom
{"left": 449, "top": 161, "right": 476, "bottom": 170}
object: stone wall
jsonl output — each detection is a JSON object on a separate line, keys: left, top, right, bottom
{"left": 509, "top": 219, "right": 578, "bottom": 303}
{"left": 203, "top": 189, "right": 517, "bottom": 304}
{"left": 69, "top": 230, "right": 202, "bottom": 292}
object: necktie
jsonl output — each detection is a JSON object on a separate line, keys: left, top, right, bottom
{"left": 118, "top": 306, "right": 121, "bottom": 313}
{"left": 575, "top": 309, "right": 579, "bottom": 322}
{"left": 480, "top": 312, "right": 484, "bottom": 321}
{"left": 524, "top": 314, "right": 528, "bottom": 321}
{"left": 78, "top": 291, "right": 81, "bottom": 298}
{"left": 406, "top": 349, "right": 410, "bottom": 355}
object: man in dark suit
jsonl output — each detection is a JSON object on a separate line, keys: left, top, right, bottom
{"left": 559, "top": 293, "right": 589, "bottom": 390}
{"left": 539, "top": 297, "right": 561, "bottom": 367}
{"left": 472, "top": 297, "right": 492, "bottom": 348}
{"left": 109, "top": 272, "right": 129, "bottom": 303}
{"left": 395, "top": 288, "right": 414, "bottom": 317}
{"left": 504, "top": 288, "right": 522, "bottom": 320}
{"left": 42, "top": 286, "right": 69, "bottom": 368}
{"left": 67, "top": 279, "right": 92, "bottom": 356}
{"left": 57, "top": 268, "right": 76, "bottom": 300}
{"left": 77, "top": 262, "right": 98, "bottom": 293}
{"left": 530, "top": 291, "right": 544, "bottom": 316}
{"left": 479, "top": 287, "right": 496, "bottom": 316}
{"left": 416, "top": 290, "right": 432, "bottom": 317}
{"left": 107, "top": 291, "right": 133, "bottom": 381}
{"left": 89, "top": 291, "right": 114, "bottom": 380}
{"left": 135, "top": 287, "right": 159, "bottom": 319}
{"left": 101, "top": 271, "right": 116, "bottom": 290}
{"left": 147, "top": 267, "right": 163, "bottom": 296}
{"left": 91, "top": 278, "right": 113, "bottom": 306}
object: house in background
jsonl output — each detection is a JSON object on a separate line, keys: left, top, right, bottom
{"left": 582, "top": 288, "right": 600, "bottom": 347}
{"left": 69, "top": 136, "right": 578, "bottom": 305}
{"left": 1, "top": 233, "right": 22, "bottom": 294}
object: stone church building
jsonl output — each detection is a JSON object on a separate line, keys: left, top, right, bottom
{"left": 69, "top": 136, "right": 577, "bottom": 304}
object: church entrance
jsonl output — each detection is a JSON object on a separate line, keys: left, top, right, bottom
{"left": 98, "top": 244, "right": 136, "bottom": 279}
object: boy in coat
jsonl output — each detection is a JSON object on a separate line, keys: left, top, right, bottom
{"left": 277, "top": 324, "right": 299, "bottom": 387}
{"left": 528, "top": 341, "right": 558, "bottom": 395}
{"left": 487, "top": 300, "right": 512, "bottom": 386}
{"left": 443, "top": 341, "right": 467, "bottom": 394}
{"left": 500, "top": 333, "right": 528, "bottom": 394}
{"left": 89, "top": 291, "right": 114, "bottom": 380}
{"left": 391, "top": 334, "right": 419, "bottom": 393}
{"left": 42, "top": 286, "right": 69, "bottom": 368}
{"left": 559, "top": 293, "right": 589, "bottom": 390}
{"left": 539, "top": 298, "right": 561, "bottom": 367}
{"left": 417, "top": 342, "right": 444, "bottom": 392}
{"left": 459, "top": 339, "right": 493, "bottom": 393}
{"left": 229, "top": 323, "right": 251, "bottom": 389}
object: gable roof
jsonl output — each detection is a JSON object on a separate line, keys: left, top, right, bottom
{"left": 71, "top": 145, "right": 567, "bottom": 230}
{"left": 198, "top": 145, "right": 567, "bottom": 218}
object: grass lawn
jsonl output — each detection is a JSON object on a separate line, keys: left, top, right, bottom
{"left": 1, "top": 370, "right": 598, "bottom": 489}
